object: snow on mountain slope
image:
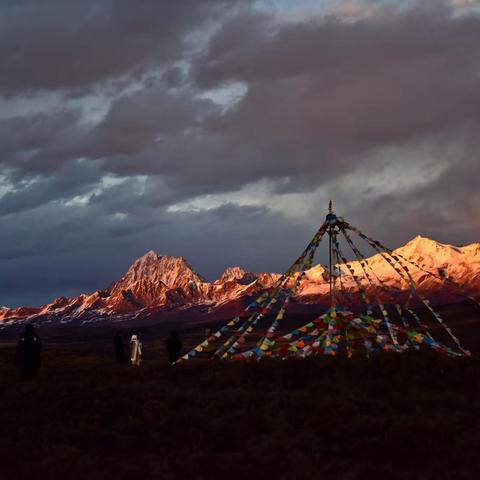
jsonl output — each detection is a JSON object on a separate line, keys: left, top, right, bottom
{"left": 300, "top": 236, "right": 480, "bottom": 298}
{"left": 0, "top": 251, "right": 280, "bottom": 325}
{"left": 1, "top": 236, "right": 479, "bottom": 326}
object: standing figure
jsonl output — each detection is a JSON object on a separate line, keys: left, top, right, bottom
{"left": 166, "top": 331, "right": 182, "bottom": 364}
{"left": 14, "top": 324, "right": 42, "bottom": 380}
{"left": 113, "top": 331, "right": 126, "bottom": 365}
{"left": 130, "top": 334, "right": 142, "bottom": 366}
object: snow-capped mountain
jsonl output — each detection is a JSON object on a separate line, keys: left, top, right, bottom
{"left": 1, "top": 236, "right": 479, "bottom": 327}
{"left": 0, "top": 251, "right": 281, "bottom": 326}
{"left": 300, "top": 236, "right": 480, "bottom": 300}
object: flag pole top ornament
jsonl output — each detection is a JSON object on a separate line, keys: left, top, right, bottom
{"left": 326, "top": 200, "right": 337, "bottom": 223}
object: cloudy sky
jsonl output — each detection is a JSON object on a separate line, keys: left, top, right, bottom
{"left": 1, "top": 0, "right": 479, "bottom": 306}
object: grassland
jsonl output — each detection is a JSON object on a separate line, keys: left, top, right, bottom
{"left": 1, "top": 337, "right": 480, "bottom": 480}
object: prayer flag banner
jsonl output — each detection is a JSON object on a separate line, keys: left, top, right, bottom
{"left": 173, "top": 203, "right": 473, "bottom": 365}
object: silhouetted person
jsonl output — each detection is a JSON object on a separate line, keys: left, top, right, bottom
{"left": 130, "top": 334, "right": 142, "bottom": 366}
{"left": 166, "top": 331, "right": 182, "bottom": 364}
{"left": 14, "top": 324, "right": 42, "bottom": 380}
{"left": 113, "top": 331, "right": 126, "bottom": 365}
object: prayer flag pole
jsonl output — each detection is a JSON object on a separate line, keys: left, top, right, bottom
{"left": 177, "top": 200, "right": 472, "bottom": 363}
{"left": 327, "top": 200, "right": 334, "bottom": 309}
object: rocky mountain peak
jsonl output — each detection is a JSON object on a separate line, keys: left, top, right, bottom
{"left": 115, "top": 251, "right": 205, "bottom": 290}
{"left": 1, "top": 237, "right": 479, "bottom": 326}
{"left": 216, "top": 266, "right": 256, "bottom": 285}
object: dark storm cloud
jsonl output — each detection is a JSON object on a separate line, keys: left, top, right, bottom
{"left": 0, "top": 160, "right": 102, "bottom": 215}
{"left": 193, "top": 4, "right": 480, "bottom": 180}
{"left": 20, "top": 84, "right": 218, "bottom": 177}
{"left": 90, "top": 85, "right": 218, "bottom": 159}
{"left": 0, "top": 110, "right": 83, "bottom": 169}
{"left": 0, "top": 0, "right": 236, "bottom": 93}
{"left": 1, "top": 0, "right": 480, "bottom": 307}
{"left": 22, "top": 0, "right": 479, "bottom": 196}
{"left": 5, "top": 1, "right": 480, "bottom": 191}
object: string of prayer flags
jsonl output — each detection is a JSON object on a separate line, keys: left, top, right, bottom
{"left": 175, "top": 203, "right": 472, "bottom": 364}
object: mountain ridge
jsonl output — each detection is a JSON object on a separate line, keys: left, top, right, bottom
{"left": 1, "top": 236, "right": 479, "bottom": 327}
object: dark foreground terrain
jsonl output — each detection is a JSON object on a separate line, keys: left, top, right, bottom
{"left": 1, "top": 339, "right": 480, "bottom": 480}
{"left": 1, "top": 302, "right": 480, "bottom": 480}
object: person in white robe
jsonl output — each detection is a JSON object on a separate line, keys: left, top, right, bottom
{"left": 130, "top": 334, "right": 142, "bottom": 366}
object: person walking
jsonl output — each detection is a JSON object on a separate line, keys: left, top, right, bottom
{"left": 166, "top": 331, "right": 182, "bottom": 364}
{"left": 113, "top": 331, "right": 126, "bottom": 365}
{"left": 130, "top": 334, "right": 142, "bottom": 366}
{"left": 14, "top": 324, "right": 42, "bottom": 380}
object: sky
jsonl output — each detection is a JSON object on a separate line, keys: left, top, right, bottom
{"left": 1, "top": 0, "right": 480, "bottom": 307}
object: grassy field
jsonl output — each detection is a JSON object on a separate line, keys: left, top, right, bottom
{"left": 1, "top": 338, "right": 480, "bottom": 480}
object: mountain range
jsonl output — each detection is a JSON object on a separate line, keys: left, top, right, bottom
{"left": 1, "top": 236, "right": 479, "bottom": 328}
